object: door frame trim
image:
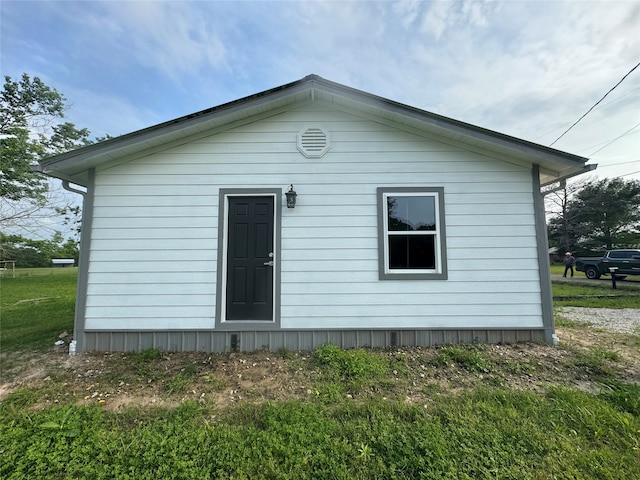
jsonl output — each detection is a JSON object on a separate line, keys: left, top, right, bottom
{"left": 215, "top": 188, "right": 282, "bottom": 330}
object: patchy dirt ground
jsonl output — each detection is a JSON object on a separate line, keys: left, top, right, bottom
{"left": 1, "top": 324, "right": 638, "bottom": 410}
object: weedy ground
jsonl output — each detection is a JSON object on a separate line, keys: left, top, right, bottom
{"left": 2, "top": 325, "right": 639, "bottom": 409}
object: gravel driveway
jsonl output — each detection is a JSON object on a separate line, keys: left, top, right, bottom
{"left": 557, "top": 307, "right": 640, "bottom": 334}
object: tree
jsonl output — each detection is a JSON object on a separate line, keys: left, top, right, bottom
{"left": 548, "top": 178, "right": 640, "bottom": 252}
{"left": 0, "top": 232, "right": 79, "bottom": 267}
{"left": 544, "top": 178, "right": 589, "bottom": 254}
{"left": 55, "top": 205, "right": 82, "bottom": 242}
{"left": 0, "top": 73, "right": 92, "bottom": 232}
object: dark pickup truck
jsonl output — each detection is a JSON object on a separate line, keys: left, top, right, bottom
{"left": 575, "top": 249, "right": 640, "bottom": 279}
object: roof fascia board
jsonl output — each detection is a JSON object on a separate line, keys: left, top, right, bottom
{"left": 308, "top": 76, "right": 589, "bottom": 168}
{"left": 38, "top": 74, "right": 589, "bottom": 182}
{"left": 39, "top": 78, "right": 315, "bottom": 171}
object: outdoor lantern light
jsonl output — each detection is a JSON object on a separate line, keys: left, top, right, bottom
{"left": 285, "top": 184, "right": 297, "bottom": 208}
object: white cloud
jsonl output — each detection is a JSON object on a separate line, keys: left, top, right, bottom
{"left": 64, "top": 87, "right": 163, "bottom": 139}
{"left": 418, "top": 1, "right": 495, "bottom": 40}
{"left": 410, "top": 1, "right": 640, "bottom": 144}
{"left": 393, "top": 0, "right": 422, "bottom": 29}
{"left": 63, "top": 1, "right": 229, "bottom": 81}
{"left": 419, "top": 1, "right": 452, "bottom": 40}
{"left": 2, "top": 0, "right": 638, "bottom": 181}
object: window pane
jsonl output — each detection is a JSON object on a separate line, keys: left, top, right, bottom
{"left": 388, "top": 235, "right": 436, "bottom": 269}
{"left": 387, "top": 196, "right": 436, "bottom": 231}
{"left": 609, "top": 251, "right": 633, "bottom": 259}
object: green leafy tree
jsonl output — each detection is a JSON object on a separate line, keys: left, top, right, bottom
{"left": 0, "top": 232, "right": 78, "bottom": 267}
{"left": 55, "top": 205, "right": 82, "bottom": 241}
{"left": 548, "top": 178, "right": 640, "bottom": 252}
{"left": 1, "top": 73, "right": 92, "bottom": 230}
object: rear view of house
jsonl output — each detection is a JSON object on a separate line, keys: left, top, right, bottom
{"left": 36, "top": 75, "right": 593, "bottom": 352}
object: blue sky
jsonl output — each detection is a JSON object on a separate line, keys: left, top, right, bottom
{"left": 2, "top": 0, "right": 639, "bottom": 183}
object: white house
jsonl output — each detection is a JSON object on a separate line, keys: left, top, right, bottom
{"left": 36, "top": 75, "right": 594, "bottom": 353}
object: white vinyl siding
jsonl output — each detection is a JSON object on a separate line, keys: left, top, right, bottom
{"left": 84, "top": 102, "right": 543, "bottom": 331}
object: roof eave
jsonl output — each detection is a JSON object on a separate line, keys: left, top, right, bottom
{"left": 38, "top": 76, "right": 319, "bottom": 184}
{"left": 38, "top": 74, "right": 590, "bottom": 187}
{"left": 307, "top": 76, "right": 589, "bottom": 167}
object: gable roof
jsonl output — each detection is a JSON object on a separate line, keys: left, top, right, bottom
{"left": 36, "top": 74, "right": 593, "bottom": 187}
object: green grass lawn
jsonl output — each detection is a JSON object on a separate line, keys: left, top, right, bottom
{"left": 550, "top": 265, "right": 640, "bottom": 308}
{"left": 1, "top": 268, "right": 639, "bottom": 479}
{"left": 550, "top": 264, "right": 564, "bottom": 276}
{"left": 1, "top": 268, "right": 76, "bottom": 352}
{"left": 3, "top": 385, "right": 638, "bottom": 479}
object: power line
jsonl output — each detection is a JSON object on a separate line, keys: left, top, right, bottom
{"left": 576, "top": 122, "right": 640, "bottom": 154}
{"left": 588, "top": 122, "right": 640, "bottom": 156}
{"left": 550, "top": 61, "right": 640, "bottom": 147}
{"left": 597, "top": 160, "right": 640, "bottom": 168}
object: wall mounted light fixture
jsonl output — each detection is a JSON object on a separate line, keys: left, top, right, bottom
{"left": 285, "top": 184, "right": 297, "bottom": 208}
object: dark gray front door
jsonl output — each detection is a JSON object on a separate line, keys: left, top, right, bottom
{"left": 226, "top": 196, "right": 274, "bottom": 321}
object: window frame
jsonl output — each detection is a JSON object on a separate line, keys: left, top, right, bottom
{"left": 377, "top": 187, "right": 448, "bottom": 280}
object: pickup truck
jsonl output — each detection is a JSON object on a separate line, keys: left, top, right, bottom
{"left": 575, "top": 249, "right": 640, "bottom": 279}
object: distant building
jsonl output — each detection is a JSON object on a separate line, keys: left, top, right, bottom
{"left": 52, "top": 259, "right": 75, "bottom": 268}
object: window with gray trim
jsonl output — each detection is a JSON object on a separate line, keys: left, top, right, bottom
{"left": 377, "top": 187, "right": 447, "bottom": 280}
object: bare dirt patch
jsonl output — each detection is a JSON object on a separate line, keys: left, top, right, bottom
{"left": 2, "top": 323, "right": 638, "bottom": 410}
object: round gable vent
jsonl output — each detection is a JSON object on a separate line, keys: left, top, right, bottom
{"left": 297, "top": 127, "right": 330, "bottom": 158}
